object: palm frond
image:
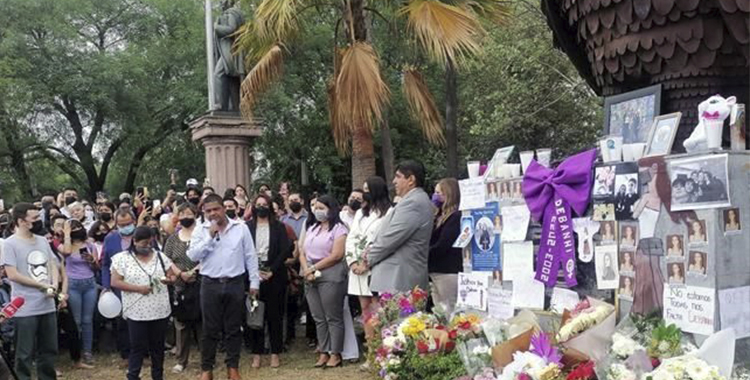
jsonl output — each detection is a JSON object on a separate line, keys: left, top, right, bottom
{"left": 334, "top": 42, "right": 390, "bottom": 137}
{"left": 463, "top": 0, "right": 512, "bottom": 24}
{"left": 402, "top": 68, "right": 446, "bottom": 146}
{"left": 327, "top": 78, "right": 350, "bottom": 155}
{"left": 400, "top": 0, "right": 484, "bottom": 64}
{"left": 239, "top": 44, "right": 284, "bottom": 118}
{"left": 255, "top": 0, "right": 300, "bottom": 42}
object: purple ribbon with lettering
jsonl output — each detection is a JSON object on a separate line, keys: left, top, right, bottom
{"left": 522, "top": 149, "right": 597, "bottom": 287}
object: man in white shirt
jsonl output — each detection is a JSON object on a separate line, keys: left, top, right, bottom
{"left": 187, "top": 194, "right": 259, "bottom": 380}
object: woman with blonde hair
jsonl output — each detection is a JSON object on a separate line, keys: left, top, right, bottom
{"left": 428, "top": 178, "right": 462, "bottom": 313}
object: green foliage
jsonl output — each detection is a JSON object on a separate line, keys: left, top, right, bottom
{"left": 393, "top": 350, "right": 467, "bottom": 380}
{"left": 648, "top": 321, "right": 683, "bottom": 359}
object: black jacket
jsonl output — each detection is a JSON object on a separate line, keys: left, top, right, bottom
{"left": 247, "top": 219, "right": 292, "bottom": 283}
{"left": 428, "top": 211, "right": 463, "bottom": 274}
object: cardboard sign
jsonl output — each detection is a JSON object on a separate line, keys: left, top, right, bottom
{"left": 663, "top": 285, "right": 716, "bottom": 336}
{"left": 456, "top": 272, "right": 490, "bottom": 311}
{"left": 718, "top": 286, "right": 750, "bottom": 339}
{"left": 459, "top": 178, "right": 487, "bottom": 210}
{"left": 488, "top": 286, "right": 514, "bottom": 320}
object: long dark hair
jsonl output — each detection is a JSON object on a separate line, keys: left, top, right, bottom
{"left": 363, "top": 176, "right": 390, "bottom": 217}
{"left": 312, "top": 195, "right": 342, "bottom": 232}
{"left": 251, "top": 194, "right": 276, "bottom": 223}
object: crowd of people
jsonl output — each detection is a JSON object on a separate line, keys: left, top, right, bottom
{"left": 0, "top": 159, "right": 465, "bottom": 380}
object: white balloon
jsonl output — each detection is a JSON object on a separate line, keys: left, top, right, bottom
{"left": 98, "top": 291, "right": 122, "bottom": 319}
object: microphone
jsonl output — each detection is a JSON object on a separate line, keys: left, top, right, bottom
{"left": 0, "top": 297, "right": 25, "bottom": 320}
{"left": 210, "top": 220, "right": 220, "bottom": 242}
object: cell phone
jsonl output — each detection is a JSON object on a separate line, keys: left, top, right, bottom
{"left": 0, "top": 200, "right": 4, "bottom": 211}
{"left": 153, "top": 199, "right": 161, "bottom": 210}
{"left": 136, "top": 187, "right": 145, "bottom": 198}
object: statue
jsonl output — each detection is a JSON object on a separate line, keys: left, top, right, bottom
{"left": 212, "top": 0, "right": 245, "bottom": 112}
{"left": 683, "top": 95, "right": 737, "bottom": 152}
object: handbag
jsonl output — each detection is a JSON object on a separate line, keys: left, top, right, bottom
{"left": 245, "top": 296, "right": 265, "bottom": 330}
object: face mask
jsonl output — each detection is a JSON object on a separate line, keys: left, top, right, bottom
{"left": 134, "top": 246, "right": 151, "bottom": 256}
{"left": 253, "top": 206, "right": 270, "bottom": 219}
{"left": 30, "top": 220, "right": 46, "bottom": 236}
{"left": 70, "top": 229, "right": 87, "bottom": 241}
{"left": 289, "top": 202, "right": 303, "bottom": 213}
{"left": 179, "top": 218, "right": 195, "bottom": 228}
{"left": 362, "top": 193, "right": 372, "bottom": 204}
{"left": 94, "top": 233, "right": 106, "bottom": 243}
{"left": 431, "top": 193, "right": 444, "bottom": 208}
{"left": 188, "top": 197, "right": 200, "bottom": 205}
{"left": 65, "top": 196, "right": 77, "bottom": 206}
{"left": 100, "top": 213, "right": 112, "bottom": 222}
{"left": 349, "top": 200, "right": 362, "bottom": 211}
{"left": 226, "top": 210, "right": 237, "bottom": 219}
{"left": 119, "top": 224, "right": 135, "bottom": 237}
{"left": 150, "top": 227, "right": 160, "bottom": 237}
{"left": 314, "top": 210, "right": 329, "bottom": 222}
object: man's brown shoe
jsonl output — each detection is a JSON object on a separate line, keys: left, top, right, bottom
{"left": 228, "top": 367, "right": 242, "bottom": 380}
{"left": 200, "top": 371, "right": 214, "bottom": 380}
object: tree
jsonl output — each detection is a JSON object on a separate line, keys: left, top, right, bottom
{"left": 0, "top": 0, "right": 206, "bottom": 200}
{"left": 237, "top": 0, "right": 509, "bottom": 188}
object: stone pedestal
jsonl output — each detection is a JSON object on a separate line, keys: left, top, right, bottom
{"left": 189, "top": 111, "right": 262, "bottom": 193}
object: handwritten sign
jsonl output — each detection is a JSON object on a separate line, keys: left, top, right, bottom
{"left": 488, "top": 286, "right": 514, "bottom": 320}
{"left": 456, "top": 272, "right": 490, "bottom": 311}
{"left": 502, "top": 241, "right": 533, "bottom": 281}
{"left": 459, "top": 178, "right": 487, "bottom": 210}
{"left": 501, "top": 206, "right": 530, "bottom": 242}
{"left": 663, "top": 285, "right": 716, "bottom": 336}
{"left": 511, "top": 274, "right": 545, "bottom": 310}
{"left": 550, "top": 287, "right": 580, "bottom": 314}
{"left": 718, "top": 286, "right": 750, "bottom": 339}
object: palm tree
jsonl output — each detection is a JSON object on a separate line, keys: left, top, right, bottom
{"left": 236, "top": 0, "right": 509, "bottom": 188}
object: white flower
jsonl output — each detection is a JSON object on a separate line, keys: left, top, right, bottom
{"left": 383, "top": 336, "right": 397, "bottom": 348}
{"left": 387, "top": 358, "right": 401, "bottom": 367}
{"left": 658, "top": 340, "right": 671, "bottom": 352}
{"left": 611, "top": 333, "right": 643, "bottom": 358}
{"left": 610, "top": 364, "right": 636, "bottom": 380}
{"left": 498, "top": 352, "right": 546, "bottom": 380}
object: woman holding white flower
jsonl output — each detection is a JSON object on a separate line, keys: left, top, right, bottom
{"left": 345, "top": 177, "right": 391, "bottom": 313}
{"left": 111, "top": 226, "right": 183, "bottom": 380}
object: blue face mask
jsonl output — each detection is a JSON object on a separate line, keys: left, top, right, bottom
{"left": 119, "top": 224, "right": 135, "bottom": 237}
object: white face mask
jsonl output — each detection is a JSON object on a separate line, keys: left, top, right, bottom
{"left": 314, "top": 209, "right": 329, "bottom": 222}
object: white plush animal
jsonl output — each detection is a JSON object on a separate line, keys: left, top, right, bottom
{"left": 683, "top": 95, "right": 737, "bottom": 152}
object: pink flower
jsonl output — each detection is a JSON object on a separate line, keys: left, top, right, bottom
{"left": 517, "top": 373, "right": 532, "bottom": 380}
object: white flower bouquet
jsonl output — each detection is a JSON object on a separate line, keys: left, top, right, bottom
{"left": 557, "top": 297, "right": 616, "bottom": 362}
{"left": 644, "top": 355, "right": 725, "bottom": 380}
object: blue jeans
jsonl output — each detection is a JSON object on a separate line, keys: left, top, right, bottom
{"left": 68, "top": 277, "right": 97, "bottom": 353}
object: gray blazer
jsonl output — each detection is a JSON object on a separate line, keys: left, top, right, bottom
{"left": 368, "top": 187, "right": 434, "bottom": 293}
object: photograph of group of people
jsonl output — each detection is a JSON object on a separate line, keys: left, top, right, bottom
{"left": 592, "top": 163, "right": 640, "bottom": 221}
{"left": 669, "top": 155, "right": 730, "bottom": 211}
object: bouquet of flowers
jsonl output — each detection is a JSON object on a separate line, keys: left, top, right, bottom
{"left": 557, "top": 297, "right": 615, "bottom": 362}
{"left": 644, "top": 355, "right": 725, "bottom": 380}
{"left": 498, "top": 332, "right": 564, "bottom": 380}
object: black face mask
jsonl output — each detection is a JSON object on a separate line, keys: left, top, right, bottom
{"left": 179, "top": 218, "right": 195, "bottom": 228}
{"left": 226, "top": 210, "right": 237, "bottom": 219}
{"left": 65, "top": 196, "right": 77, "bottom": 206}
{"left": 100, "top": 213, "right": 112, "bottom": 222}
{"left": 289, "top": 202, "right": 303, "bottom": 213}
{"left": 188, "top": 197, "right": 200, "bottom": 205}
{"left": 253, "top": 206, "right": 270, "bottom": 219}
{"left": 70, "top": 229, "right": 87, "bottom": 242}
{"left": 30, "top": 220, "right": 45, "bottom": 236}
{"left": 349, "top": 199, "right": 362, "bottom": 211}
{"left": 93, "top": 233, "right": 106, "bottom": 243}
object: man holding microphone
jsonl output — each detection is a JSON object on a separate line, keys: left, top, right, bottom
{"left": 188, "top": 194, "right": 259, "bottom": 380}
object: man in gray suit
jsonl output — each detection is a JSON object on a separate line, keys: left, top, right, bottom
{"left": 366, "top": 161, "right": 434, "bottom": 294}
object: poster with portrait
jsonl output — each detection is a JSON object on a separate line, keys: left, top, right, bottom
{"left": 669, "top": 154, "right": 731, "bottom": 211}
{"left": 593, "top": 162, "right": 640, "bottom": 221}
{"left": 471, "top": 203, "right": 501, "bottom": 272}
{"left": 595, "top": 245, "right": 620, "bottom": 290}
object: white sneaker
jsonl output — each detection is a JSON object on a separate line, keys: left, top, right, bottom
{"left": 172, "top": 364, "right": 184, "bottom": 374}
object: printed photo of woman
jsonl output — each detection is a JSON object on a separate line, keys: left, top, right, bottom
{"left": 668, "top": 263, "right": 685, "bottom": 284}
{"left": 688, "top": 251, "right": 707, "bottom": 275}
{"left": 666, "top": 235, "right": 684, "bottom": 257}
{"left": 688, "top": 220, "right": 707, "bottom": 245}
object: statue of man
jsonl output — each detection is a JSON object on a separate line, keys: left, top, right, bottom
{"left": 213, "top": 0, "right": 245, "bottom": 112}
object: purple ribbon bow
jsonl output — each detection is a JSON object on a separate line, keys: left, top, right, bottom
{"left": 522, "top": 149, "right": 597, "bottom": 287}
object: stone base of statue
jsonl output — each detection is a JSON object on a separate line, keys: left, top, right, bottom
{"left": 189, "top": 111, "right": 262, "bottom": 193}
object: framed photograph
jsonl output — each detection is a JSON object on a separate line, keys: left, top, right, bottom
{"left": 723, "top": 208, "right": 741, "bottom": 233}
{"left": 645, "top": 112, "right": 682, "bottom": 157}
{"left": 669, "top": 154, "right": 731, "bottom": 211}
{"left": 603, "top": 84, "right": 662, "bottom": 144}
{"left": 687, "top": 251, "right": 707, "bottom": 276}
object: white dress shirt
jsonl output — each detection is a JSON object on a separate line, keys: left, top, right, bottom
{"left": 187, "top": 217, "right": 260, "bottom": 289}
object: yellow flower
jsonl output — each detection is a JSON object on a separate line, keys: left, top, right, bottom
{"left": 400, "top": 317, "right": 426, "bottom": 337}
{"left": 535, "top": 363, "right": 561, "bottom": 380}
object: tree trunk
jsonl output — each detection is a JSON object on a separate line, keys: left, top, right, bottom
{"left": 351, "top": 125, "right": 376, "bottom": 190}
{"left": 445, "top": 59, "right": 460, "bottom": 177}
{"left": 1, "top": 118, "right": 34, "bottom": 199}
{"left": 380, "top": 115, "right": 395, "bottom": 185}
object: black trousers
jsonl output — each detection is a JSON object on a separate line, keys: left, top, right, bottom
{"left": 58, "top": 307, "right": 81, "bottom": 362}
{"left": 127, "top": 318, "right": 168, "bottom": 380}
{"left": 200, "top": 276, "right": 245, "bottom": 371}
{"left": 285, "top": 292, "right": 299, "bottom": 341}
{"left": 117, "top": 316, "right": 130, "bottom": 359}
{"left": 250, "top": 277, "right": 286, "bottom": 355}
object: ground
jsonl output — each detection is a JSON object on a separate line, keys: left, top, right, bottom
{"left": 57, "top": 339, "right": 378, "bottom": 380}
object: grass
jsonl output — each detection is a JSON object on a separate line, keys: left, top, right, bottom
{"left": 56, "top": 337, "right": 378, "bottom": 380}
